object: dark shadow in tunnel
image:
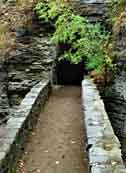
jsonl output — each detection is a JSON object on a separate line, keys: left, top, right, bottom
{"left": 56, "top": 60, "right": 84, "bottom": 86}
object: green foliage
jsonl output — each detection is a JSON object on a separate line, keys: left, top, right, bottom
{"left": 52, "top": 10, "right": 112, "bottom": 73}
{"left": 34, "top": 1, "right": 69, "bottom": 23}
{"left": 35, "top": 1, "right": 113, "bottom": 74}
{"left": 51, "top": 11, "right": 85, "bottom": 44}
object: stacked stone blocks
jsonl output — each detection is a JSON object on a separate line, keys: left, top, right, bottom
{"left": 0, "top": 79, "right": 50, "bottom": 172}
{"left": 82, "top": 78, "right": 126, "bottom": 173}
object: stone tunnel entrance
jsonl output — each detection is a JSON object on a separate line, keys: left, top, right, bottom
{"left": 56, "top": 60, "right": 84, "bottom": 85}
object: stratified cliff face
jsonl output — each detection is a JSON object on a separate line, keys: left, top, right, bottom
{"left": 73, "top": 0, "right": 107, "bottom": 22}
{"left": 0, "top": 32, "right": 55, "bottom": 116}
{"left": 7, "top": 33, "right": 55, "bottom": 107}
{"left": 0, "top": 0, "right": 56, "bottom": 121}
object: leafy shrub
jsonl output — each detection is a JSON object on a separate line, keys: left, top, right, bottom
{"left": 34, "top": 1, "right": 71, "bottom": 23}
{"left": 52, "top": 10, "right": 113, "bottom": 73}
{"left": 35, "top": 1, "right": 113, "bottom": 74}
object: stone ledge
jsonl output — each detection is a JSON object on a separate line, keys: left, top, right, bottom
{"left": 0, "top": 79, "right": 50, "bottom": 172}
{"left": 82, "top": 77, "right": 126, "bottom": 173}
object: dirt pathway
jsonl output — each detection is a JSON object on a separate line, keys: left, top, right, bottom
{"left": 17, "top": 86, "right": 88, "bottom": 173}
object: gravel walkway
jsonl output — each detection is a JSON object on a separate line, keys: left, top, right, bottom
{"left": 17, "top": 86, "right": 88, "bottom": 173}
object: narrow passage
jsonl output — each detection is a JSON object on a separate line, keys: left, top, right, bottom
{"left": 17, "top": 86, "right": 88, "bottom": 173}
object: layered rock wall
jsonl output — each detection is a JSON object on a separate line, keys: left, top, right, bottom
{"left": 73, "top": 0, "right": 107, "bottom": 22}
{"left": 0, "top": 0, "right": 56, "bottom": 120}
{"left": 7, "top": 35, "right": 55, "bottom": 107}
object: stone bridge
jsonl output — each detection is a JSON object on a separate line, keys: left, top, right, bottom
{"left": 0, "top": 0, "right": 126, "bottom": 173}
{"left": 0, "top": 77, "right": 126, "bottom": 172}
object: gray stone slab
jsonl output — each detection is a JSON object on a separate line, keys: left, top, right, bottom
{"left": 0, "top": 127, "right": 18, "bottom": 139}
{"left": 86, "top": 125, "right": 104, "bottom": 138}
{"left": 6, "top": 117, "right": 25, "bottom": 128}
{"left": 0, "top": 152, "right": 6, "bottom": 165}
{"left": 91, "top": 165, "right": 126, "bottom": 173}
{"left": 89, "top": 145, "right": 122, "bottom": 165}
{"left": 0, "top": 140, "right": 11, "bottom": 152}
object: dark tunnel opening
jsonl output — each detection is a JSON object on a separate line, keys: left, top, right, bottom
{"left": 56, "top": 60, "right": 84, "bottom": 85}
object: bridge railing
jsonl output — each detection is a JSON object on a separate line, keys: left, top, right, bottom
{"left": 82, "top": 77, "right": 126, "bottom": 173}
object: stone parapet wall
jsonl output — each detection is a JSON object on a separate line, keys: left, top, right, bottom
{"left": 82, "top": 78, "right": 126, "bottom": 173}
{"left": 0, "top": 79, "right": 50, "bottom": 172}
